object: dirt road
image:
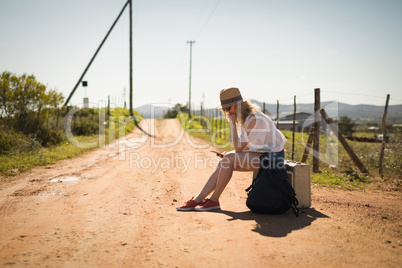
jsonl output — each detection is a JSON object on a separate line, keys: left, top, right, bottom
{"left": 0, "top": 119, "right": 401, "bottom": 267}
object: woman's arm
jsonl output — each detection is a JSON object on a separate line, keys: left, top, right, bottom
{"left": 229, "top": 114, "right": 256, "bottom": 152}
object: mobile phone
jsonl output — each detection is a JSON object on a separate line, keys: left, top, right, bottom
{"left": 210, "top": 150, "right": 224, "bottom": 157}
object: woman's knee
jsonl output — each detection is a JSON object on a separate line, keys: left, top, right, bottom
{"left": 219, "top": 153, "right": 235, "bottom": 169}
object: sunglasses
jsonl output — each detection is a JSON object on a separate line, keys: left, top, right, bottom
{"left": 223, "top": 106, "right": 232, "bottom": 112}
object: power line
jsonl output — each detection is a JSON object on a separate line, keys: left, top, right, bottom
{"left": 193, "top": 0, "right": 221, "bottom": 40}
{"left": 276, "top": 91, "right": 314, "bottom": 104}
{"left": 273, "top": 90, "right": 402, "bottom": 106}
{"left": 322, "top": 90, "right": 402, "bottom": 102}
{"left": 187, "top": 40, "right": 195, "bottom": 118}
{"left": 190, "top": 0, "right": 209, "bottom": 39}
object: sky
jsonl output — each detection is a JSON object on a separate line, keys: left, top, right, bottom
{"left": 1, "top": 0, "right": 401, "bottom": 110}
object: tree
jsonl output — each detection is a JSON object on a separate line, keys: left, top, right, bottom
{"left": 338, "top": 116, "right": 355, "bottom": 136}
{"left": 0, "top": 71, "right": 16, "bottom": 120}
{"left": 0, "top": 71, "right": 64, "bottom": 134}
{"left": 164, "top": 103, "right": 188, "bottom": 118}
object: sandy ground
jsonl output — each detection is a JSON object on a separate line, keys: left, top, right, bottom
{"left": 0, "top": 119, "right": 401, "bottom": 267}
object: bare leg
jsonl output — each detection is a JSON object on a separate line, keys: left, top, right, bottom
{"left": 193, "top": 154, "right": 236, "bottom": 203}
{"left": 193, "top": 152, "right": 261, "bottom": 203}
{"left": 194, "top": 167, "right": 220, "bottom": 203}
{"left": 209, "top": 152, "right": 261, "bottom": 202}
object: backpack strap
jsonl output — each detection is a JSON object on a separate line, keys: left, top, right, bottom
{"left": 245, "top": 169, "right": 259, "bottom": 193}
{"left": 290, "top": 201, "right": 300, "bottom": 217}
{"left": 245, "top": 154, "right": 267, "bottom": 193}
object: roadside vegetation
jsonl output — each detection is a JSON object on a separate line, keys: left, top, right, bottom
{"left": 1, "top": 72, "right": 400, "bottom": 192}
{"left": 0, "top": 71, "right": 141, "bottom": 178}
{"left": 175, "top": 109, "right": 401, "bottom": 191}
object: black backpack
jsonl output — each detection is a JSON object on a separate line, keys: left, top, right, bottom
{"left": 245, "top": 155, "right": 300, "bottom": 217}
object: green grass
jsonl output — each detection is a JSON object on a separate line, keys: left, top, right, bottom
{"left": 310, "top": 169, "right": 370, "bottom": 190}
{"left": 0, "top": 108, "right": 139, "bottom": 180}
{"left": 0, "top": 139, "right": 95, "bottom": 177}
{"left": 179, "top": 113, "right": 233, "bottom": 152}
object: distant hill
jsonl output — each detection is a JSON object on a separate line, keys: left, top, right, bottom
{"left": 134, "top": 104, "right": 169, "bottom": 118}
{"left": 250, "top": 100, "right": 402, "bottom": 124}
{"left": 134, "top": 101, "right": 402, "bottom": 123}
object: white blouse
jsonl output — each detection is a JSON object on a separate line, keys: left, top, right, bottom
{"left": 238, "top": 111, "right": 287, "bottom": 153}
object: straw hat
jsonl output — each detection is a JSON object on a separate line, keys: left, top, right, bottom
{"left": 217, "top": 87, "right": 246, "bottom": 109}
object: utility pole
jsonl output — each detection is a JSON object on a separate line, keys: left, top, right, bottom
{"left": 313, "top": 88, "right": 320, "bottom": 173}
{"left": 187, "top": 40, "right": 195, "bottom": 118}
{"left": 64, "top": 0, "right": 130, "bottom": 106}
{"left": 128, "top": 0, "right": 153, "bottom": 137}
{"left": 129, "top": 0, "right": 133, "bottom": 117}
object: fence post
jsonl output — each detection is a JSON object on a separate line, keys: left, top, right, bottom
{"left": 215, "top": 109, "right": 218, "bottom": 135}
{"left": 200, "top": 102, "right": 204, "bottom": 128}
{"left": 276, "top": 100, "right": 279, "bottom": 128}
{"left": 301, "top": 125, "right": 314, "bottom": 163}
{"left": 313, "top": 88, "right": 320, "bottom": 173}
{"left": 292, "top": 95, "right": 296, "bottom": 160}
{"left": 219, "top": 112, "right": 223, "bottom": 138}
{"left": 320, "top": 108, "right": 369, "bottom": 175}
{"left": 379, "top": 94, "right": 390, "bottom": 178}
{"left": 56, "top": 107, "right": 60, "bottom": 128}
{"left": 200, "top": 102, "right": 203, "bottom": 118}
{"left": 107, "top": 96, "right": 111, "bottom": 117}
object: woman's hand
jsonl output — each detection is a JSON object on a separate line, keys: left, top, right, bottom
{"left": 228, "top": 113, "right": 237, "bottom": 123}
{"left": 211, "top": 150, "right": 226, "bottom": 158}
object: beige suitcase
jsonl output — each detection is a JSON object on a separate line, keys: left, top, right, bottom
{"left": 251, "top": 160, "right": 311, "bottom": 209}
{"left": 285, "top": 160, "right": 311, "bottom": 208}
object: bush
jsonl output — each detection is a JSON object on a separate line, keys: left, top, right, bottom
{"left": 0, "top": 128, "right": 42, "bottom": 155}
{"left": 72, "top": 118, "right": 99, "bottom": 136}
{"left": 0, "top": 128, "right": 27, "bottom": 154}
{"left": 36, "top": 128, "right": 65, "bottom": 147}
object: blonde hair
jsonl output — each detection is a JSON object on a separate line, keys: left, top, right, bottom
{"left": 221, "top": 100, "right": 261, "bottom": 126}
{"left": 238, "top": 100, "right": 261, "bottom": 125}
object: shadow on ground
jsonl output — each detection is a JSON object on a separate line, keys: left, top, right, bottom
{"left": 213, "top": 208, "right": 329, "bottom": 237}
